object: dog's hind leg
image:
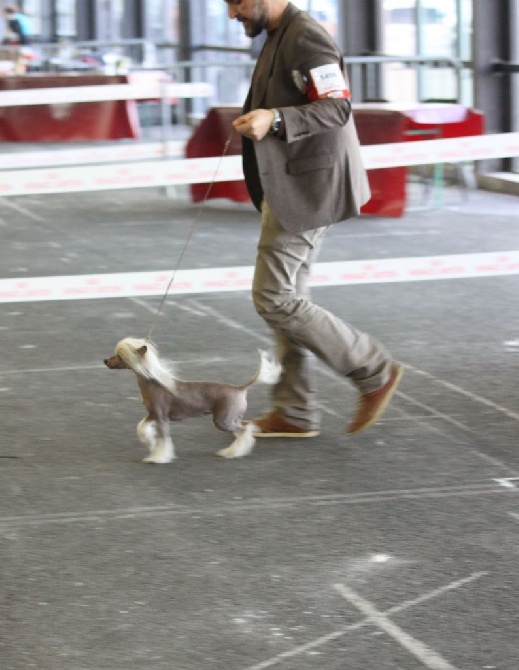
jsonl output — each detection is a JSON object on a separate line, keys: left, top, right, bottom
{"left": 143, "top": 417, "right": 175, "bottom": 464}
{"left": 217, "top": 423, "right": 256, "bottom": 459}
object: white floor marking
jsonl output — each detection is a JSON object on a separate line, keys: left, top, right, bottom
{"left": 243, "top": 572, "right": 486, "bottom": 670}
{"left": 508, "top": 512, "right": 519, "bottom": 522}
{"left": 0, "top": 485, "right": 511, "bottom": 530}
{"left": 0, "top": 356, "right": 229, "bottom": 376}
{"left": 494, "top": 478, "right": 519, "bottom": 489}
{"left": 335, "top": 584, "right": 458, "bottom": 669}
{"left": 405, "top": 364, "right": 519, "bottom": 422}
{"left": 0, "top": 198, "right": 46, "bottom": 222}
{"left": 397, "top": 393, "right": 519, "bottom": 474}
{"left": 0, "top": 364, "right": 105, "bottom": 375}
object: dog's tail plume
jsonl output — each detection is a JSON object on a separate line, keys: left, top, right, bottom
{"left": 245, "top": 349, "right": 282, "bottom": 388}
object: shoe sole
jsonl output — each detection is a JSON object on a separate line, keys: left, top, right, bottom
{"left": 347, "top": 364, "right": 404, "bottom": 435}
{"left": 252, "top": 430, "right": 320, "bottom": 438}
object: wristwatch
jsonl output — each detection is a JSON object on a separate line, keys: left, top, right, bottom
{"left": 269, "top": 108, "right": 282, "bottom": 135}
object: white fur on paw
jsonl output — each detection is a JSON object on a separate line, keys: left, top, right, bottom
{"left": 137, "top": 419, "right": 156, "bottom": 446}
{"left": 143, "top": 454, "right": 174, "bottom": 464}
{"left": 217, "top": 426, "right": 255, "bottom": 458}
{"left": 217, "top": 445, "right": 240, "bottom": 459}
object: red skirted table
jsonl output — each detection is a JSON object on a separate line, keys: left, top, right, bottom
{"left": 0, "top": 73, "right": 141, "bottom": 141}
{"left": 355, "top": 102, "right": 485, "bottom": 217}
{"left": 185, "top": 106, "right": 250, "bottom": 203}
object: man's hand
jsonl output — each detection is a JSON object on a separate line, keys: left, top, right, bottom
{"left": 233, "top": 109, "right": 275, "bottom": 141}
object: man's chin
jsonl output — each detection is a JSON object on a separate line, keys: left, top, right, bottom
{"left": 242, "top": 21, "right": 262, "bottom": 38}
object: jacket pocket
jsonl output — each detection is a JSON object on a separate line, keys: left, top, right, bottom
{"left": 286, "top": 154, "right": 333, "bottom": 175}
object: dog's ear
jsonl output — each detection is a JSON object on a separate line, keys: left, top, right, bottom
{"left": 137, "top": 345, "right": 148, "bottom": 357}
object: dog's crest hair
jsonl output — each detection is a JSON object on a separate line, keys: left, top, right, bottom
{"left": 116, "top": 337, "right": 176, "bottom": 391}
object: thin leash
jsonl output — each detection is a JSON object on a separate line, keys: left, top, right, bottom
{"left": 146, "top": 129, "right": 235, "bottom": 342}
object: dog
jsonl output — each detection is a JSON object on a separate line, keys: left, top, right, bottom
{"left": 104, "top": 337, "right": 282, "bottom": 463}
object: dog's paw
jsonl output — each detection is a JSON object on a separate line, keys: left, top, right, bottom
{"left": 217, "top": 425, "right": 255, "bottom": 458}
{"left": 142, "top": 454, "right": 174, "bottom": 464}
{"left": 216, "top": 445, "right": 242, "bottom": 459}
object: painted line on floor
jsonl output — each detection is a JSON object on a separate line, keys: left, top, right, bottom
{"left": 0, "top": 484, "right": 513, "bottom": 530}
{"left": 335, "top": 584, "right": 458, "bottom": 669}
{"left": 243, "top": 572, "right": 486, "bottom": 670}
{"left": 396, "top": 392, "right": 519, "bottom": 475}
{"left": 495, "top": 478, "right": 519, "bottom": 489}
{"left": 0, "top": 249, "right": 518, "bottom": 303}
{"left": 403, "top": 366, "right": 519, "bottom": 422}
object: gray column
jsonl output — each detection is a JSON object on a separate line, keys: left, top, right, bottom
{"left": 473, "top": 0, "right": 514, "bottom": 170}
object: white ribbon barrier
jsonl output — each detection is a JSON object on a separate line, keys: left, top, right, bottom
{"left": 361, "top": 132, "right": 519, "bottom": 168}
{"left": 0, "top": 155, "right": 244, "bottom": 196}
{"left": 0, "top": 133, "right": 518, "bottom": 197}
{"left": 0, "top": 81, "right": 215, "bottom": 107}
{"left": 0, "top": 250, "right": 518, "bottom": 303}
{"left": 0, "top": 141, "right": 185, "bottom": 170}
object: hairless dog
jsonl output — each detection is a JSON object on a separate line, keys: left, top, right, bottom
{"left": 104, "top": 337, "right": 282, "bottom": 463}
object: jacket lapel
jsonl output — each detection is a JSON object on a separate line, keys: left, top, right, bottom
{"left": 249, "top": 3, "right": 300, "bottom": 110}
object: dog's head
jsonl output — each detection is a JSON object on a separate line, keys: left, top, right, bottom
{"left": 104, "top": 338, "right": 148, "bottom": 371}
{"left": 104, "top": 338, "right": 175, "bottom": 391}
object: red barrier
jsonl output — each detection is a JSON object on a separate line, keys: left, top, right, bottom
{"left": 402, "top": 104, "right": 485, "bottom": 140}
{"left": 0, "top": 74, "right": 140, "bottom": 141}
{"left": 354, "top": 109, "right": 408, "bottom": 217}
{"left": 186, "top": 106, "right": 250, "bottom": 204}
{"left": 355, "top": 103, "right": 485, "bottom": 217}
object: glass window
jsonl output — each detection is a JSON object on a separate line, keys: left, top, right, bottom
{"left": 20, "top": 0, "right": 41, "bottom": 37}
{"left": 292, "top": 0, "right": 339, "bottom": 39}
{"left": 512, "top": 0, "right": 519, "bottom": 168}
{"left": 383, "top": 0, "right": 417, "bottom": 56}
{"left": 147, "top": 0, "right": 178, "bottom": 42}
{"left": 381, "top": 1, "right": 472, "bottom": 103}
{"left": 418, "top": 0, "right": 457, "bottom": 57}
{"left": 205, "top": 0, "right": 249, "bottom": 47}
{"left": 459, "top": 0, "right": 472, "bottom": 61}
{"left": 56, "top": 0, "right": 76, "bottom": 39}
{"left": 96, "top": 0, "right": 124, "bottom": 41}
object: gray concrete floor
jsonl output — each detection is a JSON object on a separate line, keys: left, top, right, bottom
{"left": 0, "top": 181, "right": 518, "bottom": 670}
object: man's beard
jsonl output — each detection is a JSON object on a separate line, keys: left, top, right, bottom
{"left": 240, "top": 0, "right": 269, "bottom": 38}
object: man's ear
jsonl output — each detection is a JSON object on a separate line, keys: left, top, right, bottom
{"left": 137, "top": 345, "right": 148, "bottom": 357}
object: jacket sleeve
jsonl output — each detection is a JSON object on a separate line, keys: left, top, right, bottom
{"left": 276, "top": 24, "right": 352, "bottom": 143}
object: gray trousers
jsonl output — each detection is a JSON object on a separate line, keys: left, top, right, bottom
{"left": 252, "top": 200, "right": 392, "bottom": 430}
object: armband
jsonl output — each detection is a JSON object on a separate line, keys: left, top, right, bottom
{"left": 306, "top": 63, "right": 351, "bottom": 101}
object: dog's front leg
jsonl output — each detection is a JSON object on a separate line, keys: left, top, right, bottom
{"left": 217, "top": 423, "right": 256, "bottom": 459}
{"left": 137, "top": 417, "right": 157, "bottom": 455}
{"left": 143, "top": 418, "right": 175, "bottom": 464}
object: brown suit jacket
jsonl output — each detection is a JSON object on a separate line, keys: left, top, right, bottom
{"left": 241, "top": 2, "right": 370, "bottom": 232}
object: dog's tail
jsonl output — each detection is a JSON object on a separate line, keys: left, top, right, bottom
{"left": 243, "top": 349, "right": 282, "bottom": 389}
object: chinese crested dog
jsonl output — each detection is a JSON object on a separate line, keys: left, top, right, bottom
{"left": 104, "top": 337, "right": 282, "bottom": 463}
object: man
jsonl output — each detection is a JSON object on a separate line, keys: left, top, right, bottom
{"left": 225, "top": 0, "right": 403, "bottom": 437}
{"left": 3, "top": 5, "right": 32, "bottom": 45}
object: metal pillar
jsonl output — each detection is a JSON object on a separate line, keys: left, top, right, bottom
{"left": 473, "top": 0, "right": 513, "bottom": 170}
{"left": 75, "top": 1, "right": 96, "bottom": 41}
{"left": 341, "top": 0, "right": 382, "bottom": 102}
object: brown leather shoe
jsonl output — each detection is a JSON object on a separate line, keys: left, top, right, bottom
{"left": 249, "top": 411, "right": 320, "bottom": 438}
{"left": 347, "top": 363, "right": 404, "bottom": 435}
